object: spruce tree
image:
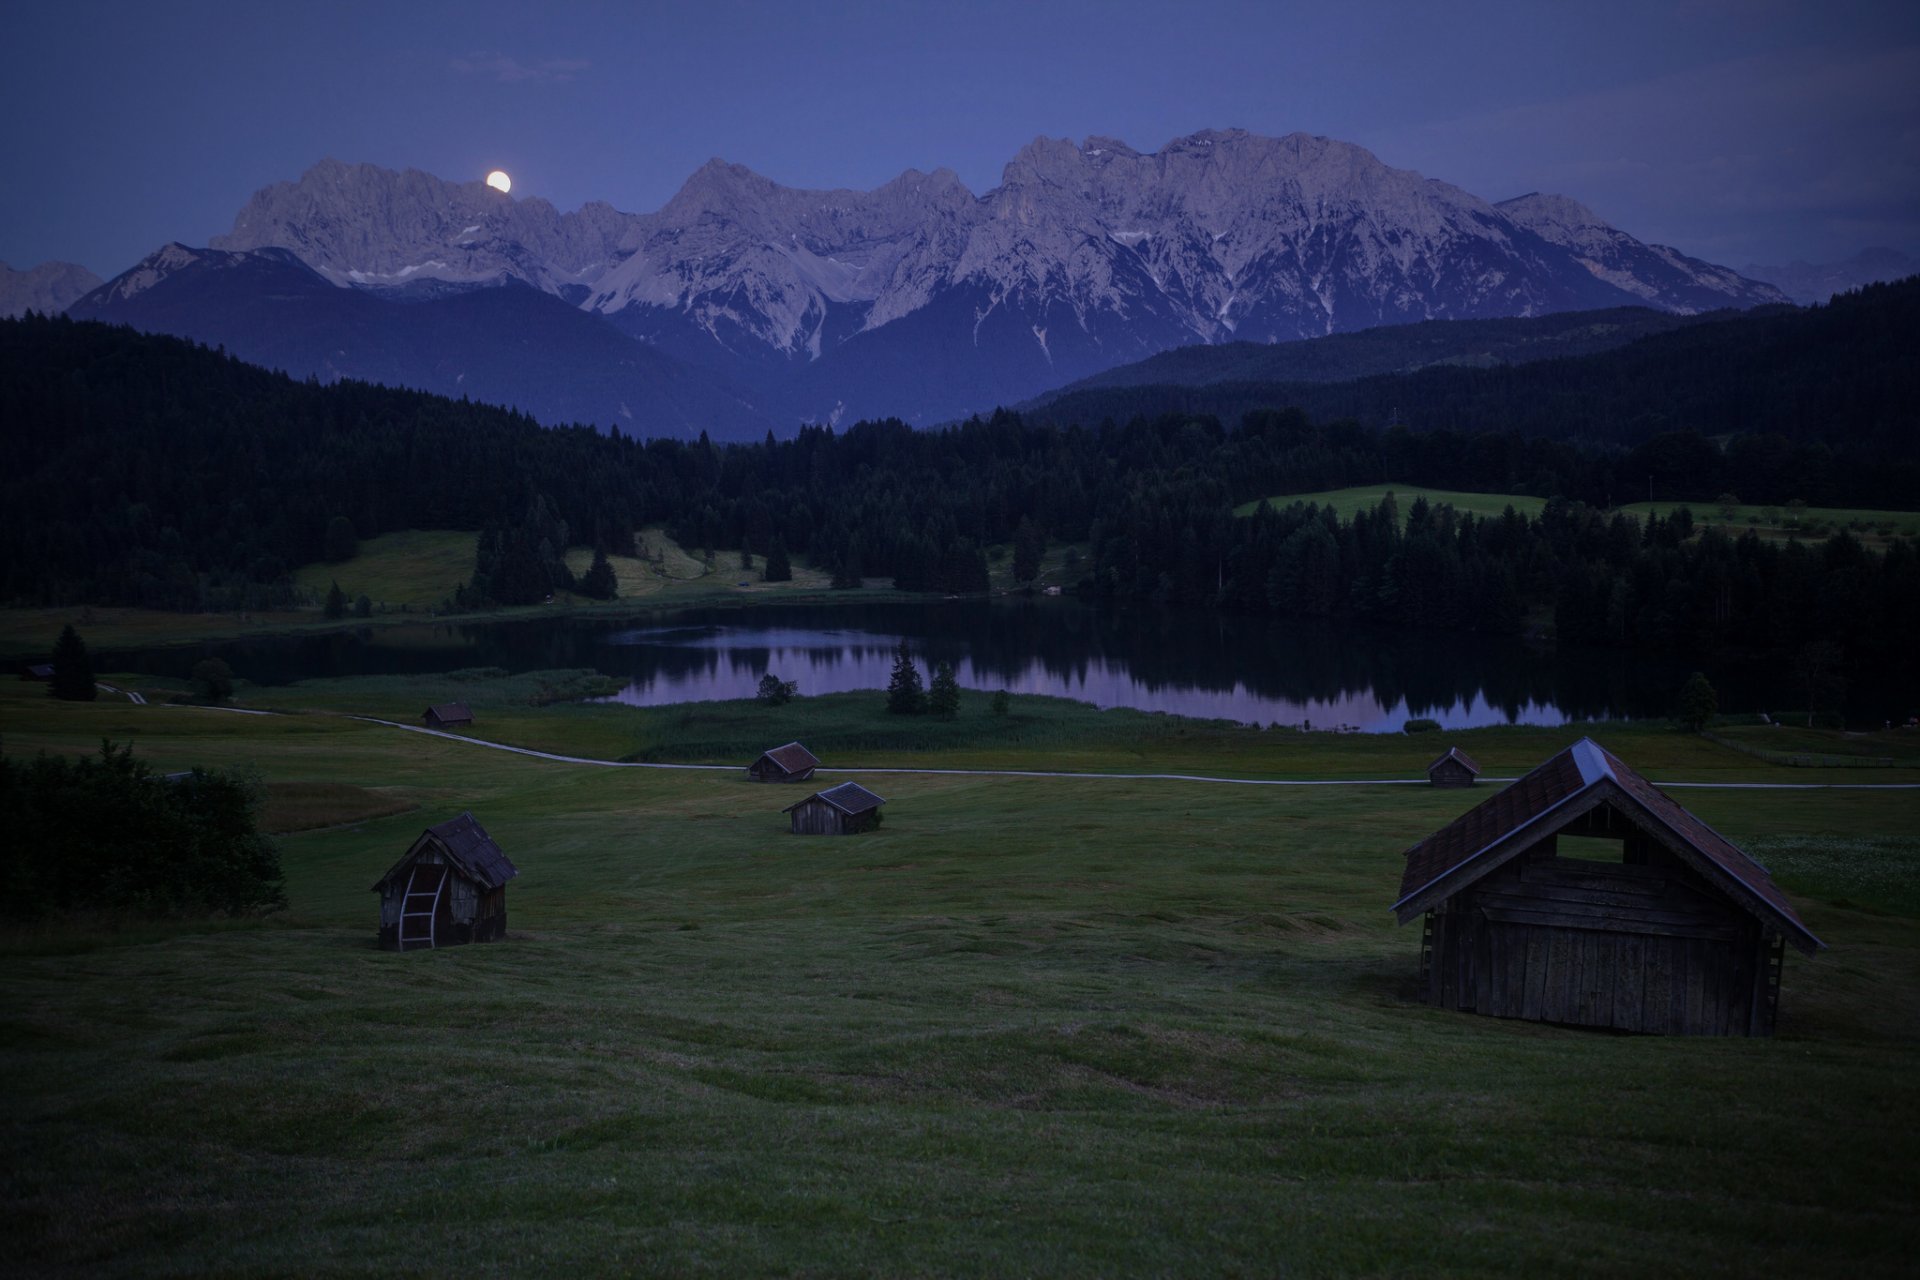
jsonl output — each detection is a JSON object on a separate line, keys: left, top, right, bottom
{"left": 1676, "top": 671, "right": 1718, "bottom": 732}
{"left": 580, "top": 546, "right": 618, "bottom": 600}
{"left": 324, "top": 580, "right": 347, "bottom": 619}
{"left": 928, "top": 660, "right": 960, "bottom": 720}
{"left": 49, "top": 624, "right": 96, "bottom": 701}
{"left": 763, "top": 536, "right": 792, "bottom": 583}
{"left": 884, "top": 638, "right": 925, "bottom": 715}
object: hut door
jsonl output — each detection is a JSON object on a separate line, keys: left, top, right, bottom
{"left": 398, "top": 863, "right": 448, "bottom": 950}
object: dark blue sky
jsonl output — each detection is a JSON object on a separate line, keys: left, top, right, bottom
{"left": 5, "top": 0, "right": 1916, "bottom": 276}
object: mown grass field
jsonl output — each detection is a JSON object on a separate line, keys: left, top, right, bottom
{"left": 1234, "top": 484, "right": 1549, "bottom": 522}
{"left": 1619, "top": 500, "right": 1920, "bottom": 548}
{"left": 292, "top": 528, "right": 480, "bottom": 609}
{"left": 3, "top": 678, "right": 1918, "bottom": 1275}
{"left": 0, "top": 522, "right": 889, "bottom": 661}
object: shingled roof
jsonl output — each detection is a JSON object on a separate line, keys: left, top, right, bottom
{"left": 785, "top": 781, "right": 886, "bottom": 816}
{"left": 1427, "top": 746, "right": 1480, "bottom": 775}
{"left": 424, "top": 702, "right": 473, "bottom": 723}
{"left": 758, "top": 742, "right": 821, "bottom": 773}
{"left": 373, "top": 812, "right": 519, "bottom": 891}
{"left": 1392, "top": 738, "right": 1822, "bottom": 953}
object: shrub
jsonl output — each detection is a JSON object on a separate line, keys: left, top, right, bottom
{"left": 190, "top": 658, "right": 234, "bottom": 704}
{"left": 1403, "top": 718, "right": 1441, "bottom": 733}
{"left": 757, "top": 673, "right": 798, "bottom": 706}
{"left": 0, "top": 740, "right": 284, "bottom": 918}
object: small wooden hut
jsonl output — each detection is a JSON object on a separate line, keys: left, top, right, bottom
{"left": 423, "top": 702, "right": 474, "bottom": 729}
{"left": 748, "top": 741, "right": 821, "bottom": 783}
{"left": 372, "top": 812, "right": 518, "bottom": 950}
{"left": 21, "top": 663, "right": 53, "bottom": 682}
{"left": 1392, "top": 738, "right": 1822, "bottom": 1036}
{"left": 1427, "top": 746, "right": 1481, "bottom": 788}
{"left": 784, "top": 781, "right": 886, "bottom": 835}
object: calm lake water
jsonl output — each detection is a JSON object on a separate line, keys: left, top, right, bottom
{"left": 88, "top": 599, "right": 1907, "bottom": 731}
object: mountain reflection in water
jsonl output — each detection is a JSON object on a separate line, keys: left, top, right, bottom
{"left": 592, "top": 604, "right": 1667, "bottom": 730}
{"left": 86, "top": 599, "right": 1867, "bottom": 732}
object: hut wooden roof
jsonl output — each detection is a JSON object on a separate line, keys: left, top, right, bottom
{"left": 784, "top": 781, "right": 886, "bottom": 816}
{"left": 373, "top": 812, "right": 518, "bottom": 891}
{"left": 425, "top": 701, "right": 473, "bottom": 722}
{"left": 1392, "top": 738, "right": 1822, "bottom": 953}
{"left": 26, "top": 663, "right": 54, "bottom": 679}
{"left": 759, "top": 741, "right": 821, "bottom": 772}
{"left": 1427, "top": 746, "right": 1480, "bottom": 775}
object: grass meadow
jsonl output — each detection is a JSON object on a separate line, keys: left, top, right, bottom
{"left": 2, "top": 676, "right": 1918, "bottom": 1275}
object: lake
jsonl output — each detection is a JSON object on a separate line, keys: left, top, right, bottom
{"left": 85, "top": 598, "right": 1903, "bottom": 731}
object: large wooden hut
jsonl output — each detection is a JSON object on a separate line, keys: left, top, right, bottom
{"left": 784, "top": 781, "right": 886, "bottom": 835}
{"left": 1392, "top": 738, "right": 1822, "bottom": 1036}
{"left": 1426, "top": 746, "right": 1480, "bottom": 788}
{"left": 748, "top": 741, "right": 820, "bottom": 783}
{"left": 373, "top": 813, "right": 518, "bottom": 950}
{"left": 423, "top": 702, "right": 474, "bottom": 729}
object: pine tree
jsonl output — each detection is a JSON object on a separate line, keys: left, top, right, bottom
{"left": 763, "top": 536, "right": 792, "bottom": 583}
{"left": 1013, "top": 517, "right": 1045, "bottom": 583}
{"left": 49, "top": 624, "right": 96, "bottom": 701}
{"left": 884, "top": 638, "right": 925, "bottom": 715}
{"left": 928, "top": 660, "right": 960, "bottom": 720}
{"left": 580, "top": 546, "right": 618, "bottom": 600}
{"left": 323, "top": 515, "right": 357, "bottom": 563}
{"left": 324, "top": 580, "right": 347, "bottom": 619}
{"left": 1676, "top": 671, "right": 1718, "bottom": 732}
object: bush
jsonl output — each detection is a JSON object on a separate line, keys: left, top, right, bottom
{"left": 991, "top": 689, "right": 1011, "bottom": 717}
{"left": 190, "top": 658, "right": 234, "bottom": 704}
{"left": 1403, "top": 718, "right": 1441, "bottom": 734}
{"left": 0, "top": 740, "right": 284, "bottom": 918}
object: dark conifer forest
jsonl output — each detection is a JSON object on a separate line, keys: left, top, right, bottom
{"left": 2, "top": 280, "right": 1916, "bottom": 682}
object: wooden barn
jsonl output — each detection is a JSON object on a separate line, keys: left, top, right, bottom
{"left": 1392, "top": 738, "right": 1822, "bottom": 1036}
{"left": 748, "top": 741, "right": 821, "bottom": 783}
{"left": 1427, "top": 746, "right": 1481, "bottom": 788}
{"left": 21, "top": 663, "right": 53, "bottom": 682}
{"left": 372, "top": 812, "right": 518, "bottom": 950}
{"left": 784, "top": 781, "right": 886, "bottom": 835}
{"left": 423, "top": 702, "right": 474, "bottom": 729}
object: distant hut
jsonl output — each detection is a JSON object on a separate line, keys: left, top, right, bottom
{"left": 372, "top": 812, "right": 518, "bottom": 950}
{"left": 423, "top": 702, "right": 474, "bottom": 729}
{"left": 1427, "top": 747, "right": 1481, "bottom": 788}
{"left": 748, "top": 741, "right": 821, "bottom": 783}
{"left": 21, "top": 663, "right": 53, "bottom": 682}
{"left": 784, "top": 781, "right": 886, "bottom": 835}
{"left": 1392, "top": 738, "right": 1821, "bottom": 1036}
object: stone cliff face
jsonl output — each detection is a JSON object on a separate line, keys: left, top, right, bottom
{"left": 91, "top": 130, "right": 1792, "bottom": 429}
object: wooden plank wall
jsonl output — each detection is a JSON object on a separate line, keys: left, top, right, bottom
{"left": 1426, "top": 847, "right": 1771, "bottom": 1035}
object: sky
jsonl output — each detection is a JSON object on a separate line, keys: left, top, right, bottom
{"left": 3, "top": 0, "right": 1916, "bottom": 277}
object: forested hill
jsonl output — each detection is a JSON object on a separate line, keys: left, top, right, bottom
{"left": 1026, "top": 306, "right": 1719, "bottom": 402}
{"left": 2, "top": 312, "right": 1916, "bottom": 685}
{"left": 1030, "top": 278, "right": 1920, "bottom": 453}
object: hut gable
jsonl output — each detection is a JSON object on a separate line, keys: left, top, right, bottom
{"left": 423, "top": 702, "right": 474, "bottom": 729}
{"left": 1426, "top": 746, "right": 1480, "bottom": 787}
{"left": 1393, "top": 738, "right": 1822, "bottom": 1036}
{"left": 783, "top": 781, "right": 886, "bottom": 835}
{"left": 372, "top": 812, "right": 518, "bottom": 950}
{"left": 748, "top": 741, "right": 821, "bottom": 783}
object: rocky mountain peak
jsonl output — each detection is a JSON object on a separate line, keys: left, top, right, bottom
{"left": 0, "top": 259, "right": 104, "bottom": 317}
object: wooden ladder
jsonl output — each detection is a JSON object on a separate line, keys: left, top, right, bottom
{"left": 398, "top": 863, "right": 447, "bottom": 951}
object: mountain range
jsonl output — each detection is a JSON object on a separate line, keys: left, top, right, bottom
{"left": 1, "top": 260, "right": 102, "bottom": 319}
{"left": 59, "top": 129, "right": 1792, "bottom": 437}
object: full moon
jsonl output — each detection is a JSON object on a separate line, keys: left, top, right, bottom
{"left": 485, "top": 170, "right": 511, "bottom": 194}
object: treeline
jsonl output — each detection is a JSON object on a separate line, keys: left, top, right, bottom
{"left": 2, "top": 310, "right": 1916, "bottom": 677}
{"left": 1032, "top": 277, "right": 1920, "bottom": 494}
{"left": 1100, "top": 491, "right": 1919, "bottom": 675}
